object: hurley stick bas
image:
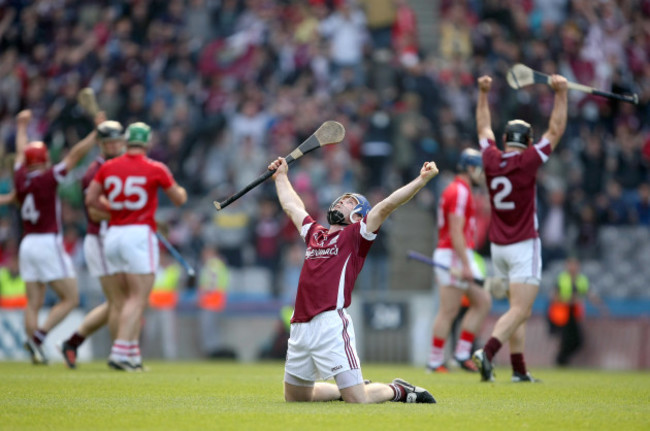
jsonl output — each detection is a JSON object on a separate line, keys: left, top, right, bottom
{"left": 507, "top": 63, "right": 639, "bottom": 105}
{"left": 213, "top": 120, "right": 346, "bottom": 211}
{"left": 77, "top": 87, "right": 101, "bottom": 116}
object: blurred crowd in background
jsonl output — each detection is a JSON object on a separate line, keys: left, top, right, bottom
{"left": 0, "top": 0, "right": 648, "bottom": 302}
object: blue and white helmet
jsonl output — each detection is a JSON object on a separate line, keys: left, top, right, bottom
{"left": 457, "top": 148, "right": 482, "bottom": 171}
{"left": 327, "top": 193, "right": 372, "bottom": 225}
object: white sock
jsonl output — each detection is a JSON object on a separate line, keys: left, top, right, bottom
{"left": 454, "top": 339, "right": 473, "bottom": 361}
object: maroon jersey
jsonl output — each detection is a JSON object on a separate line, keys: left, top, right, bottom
{"left": 479, "top": 137, "right": 552, "bottom": 245}
{"left": 437, "top": 176, "right": 477, "bottom": 249}
{"left": 82, "top": 157, "right": 105, "bottom": 235}
{"left": 292, "top": 215, "right": 376, "bottom": 323}
{"left": 14, "top": 162, "right": 67, "bottom": 235}
{"left": 92, "top": 153, "right": 174, "bottom": 230}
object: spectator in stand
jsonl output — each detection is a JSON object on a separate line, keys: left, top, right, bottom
{"left": 358, "top": 0, "right": 396, "bottom": 51}
{"left": 633, "top": 182, "right": 650, "bottom": 226}
{"left": 319, "top": 0, "right": 368, "bottom": 89}
{"left": 253, "top": 197, "right": 284, "bottom": 296}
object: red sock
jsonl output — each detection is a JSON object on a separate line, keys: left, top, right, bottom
{"left": 460, "top": 331, "right": 475, "bottom": 344}
{"left": 511, "top": 353, "right": 527, "bottom": 375}
{"left": 432, "top": 337, "right": 445, "bottom": 348}
{"left": 389, "top": 383, "right": 406, "bottom": 402}
{"left": 483, "top": 337, "right": 502, "bottom": 362}
{"left": 66, "top": 332, "right": 86, "bottom": 349}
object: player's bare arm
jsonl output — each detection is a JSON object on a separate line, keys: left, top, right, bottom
{"left": 270, "top": 157, "right": 308, "bottom": 231}
{"left": 14, "top": 109, "right": 32, "bottom": 165}
{"left": 542, "top": 75, "right": 569, "bottom": 149}
{"left": 366, "top": 161, "right": 439, "bottom": 232}
{"left": 85, "top": 180, "right": 108, "bottom": 212}
{"left": 448, "top": 214, "right": 473, "bottom": 281}
{"left": 0, "top": 190, "right": 16, "bottom": 206}
{"left": 87, "top": 205, "right": 111, "bottom": 223}
{"left": 62, "top": 111, "right": 107, "bottom": 171}
{"left": 164, "top": 183, "right": 188, "bottom": 207}
{"left": 476, "top": 76, "right": 496, "bottom": 142}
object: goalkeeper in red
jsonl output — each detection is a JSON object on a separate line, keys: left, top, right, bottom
{"left": 270, "top": 156, "right": 439, "bottom": 404}
{"left": 472, "top": 73, "right": 568, "bottom": 382}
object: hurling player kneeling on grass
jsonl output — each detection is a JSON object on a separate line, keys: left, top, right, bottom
{"left": 270, "top": 156, "right": 438, "bottom": 404}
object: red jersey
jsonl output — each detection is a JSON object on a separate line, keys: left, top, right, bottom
{"left": 437, "top": 176, "right": 476, "bottom": 249}
{"left": 92, "top": 153, "right": 174, "bottom": 230}
{"left": 479, "top": 137, "right": 552, "bottom": 245}
{"left": 82, "top": 157, "right": 105, "bottom": 235}
{"left": 292, "top": 215, "right": 375, "bottom": 323}
{"left": 14, "top": 162, "right": 67, "bottom": 235}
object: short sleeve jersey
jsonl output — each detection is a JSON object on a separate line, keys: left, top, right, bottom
{"left": 14, "top": 162, "right": 67, "bottom": 235}
{"left": 92, "top": 153, "right": 174, "bottom": 230}
{"left": 291, "top": 215, "right": 377, "bottom": 323}
{"left": 479, "top": 137, "right": 552, "bottom": 245}
{"left": 437, "top": 176, "right": 476, "bottom": 249}
{"left": 82, "top": 157, "right": 105, "bottom": 235}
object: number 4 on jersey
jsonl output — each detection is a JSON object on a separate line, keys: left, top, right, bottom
{"left": 21, "top": 193, "right": 40, "bottom": 224}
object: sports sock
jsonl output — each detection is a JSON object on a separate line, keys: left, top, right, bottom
{"left": 128, "top": 341, "right": 142, "bottom": 365}
{"left": 427, "top": 337, "right": 445, "bottom": 367}
{"left": 110, "top": 340, "right": 130, "bottom": 361}
{"left": 389, "top": 383, "right": 406, "bottom": 402}
{"left": 511, "top": 353, "right": 527, "bottom": 375}
{"left": 454, "top": 330, "right": 475, "bottom": 361}
{"left": 66, "top": 332, "right": 86, "bottom": 349}
{"left": 33, "top": 329, "right": 48, "bottom": 346}
{"left": 483, "top": 337, "right": 502, "bottom": 362}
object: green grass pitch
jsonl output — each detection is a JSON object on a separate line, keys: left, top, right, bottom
{"left": 1, "top": 361, "right": 648, "bottom": 431}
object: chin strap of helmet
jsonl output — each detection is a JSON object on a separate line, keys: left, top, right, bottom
{"left": 327, "top": 209, "right": 349, "bottom": 226}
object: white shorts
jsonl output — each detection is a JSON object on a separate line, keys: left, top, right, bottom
{"left": 84, "top": 234, "right": 110, "bottom": 277}
{"left": 433, "top": 248, "right": 483, "bottom": 290}
{"left": 490, "top": 238, "right": 542, "bottom": 285}
{"left": 104, "top": 225, "right": 159, "bottom": 275}
{"left": 19, "top": 233, "right": 76, "bottom": 283}
{"left": 285, "top": 309, "right": 362, "bottom": 383}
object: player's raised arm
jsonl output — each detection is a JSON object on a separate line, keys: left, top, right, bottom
{"left": 365, "top": 161, "right": 439, "bottom": 232}
{"left": 476, "top": 76, "right": 496, "bottom": 142}
{"left": 62, "top": 111, "right": 106, "bottom": 171}
{"left": 14, "top": 110, "right": 32, "bottom": 166}
{"left": 542, "top": 74, "right": 568, "bottom": 150}
{"left": 271, "top": 157, "right": 308, "bottom": 231}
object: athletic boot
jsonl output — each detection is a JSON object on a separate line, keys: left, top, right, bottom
{"left": 455, "top": 356, "right": 479, "bottom": 373}
{"left": 425, "top": 364, "right": 449, "bottom": 373}
{"left": 108, "top": 357, "right": 140, "bottom": 372}
{"left": 472, "top": 349, "right": 494, "bottom": 382}
{"left": 57, "top": 341, "right": 77, "bottom": 369}
{"left": 24, "top": 338, "right": 48, "bottom": 365}
{"left": 511, "top": 372, "right": 541, "bottom": 383}
{"left": 392, "top": 378, "right": 436, "bottom": 404}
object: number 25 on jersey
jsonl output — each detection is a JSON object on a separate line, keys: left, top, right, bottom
{"left": 105, "top": 176, "right": 148, "bottom": 210}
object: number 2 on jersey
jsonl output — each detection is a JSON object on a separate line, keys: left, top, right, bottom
{"left": 105, "top": 176, "right": 148, "bottom": 210}
{"left": 490, "top": 176, "right": 515, "bottom": 210}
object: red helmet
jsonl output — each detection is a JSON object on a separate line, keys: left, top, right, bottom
{"left": 24, "top": 141, "right": 49, "bottom": 167}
